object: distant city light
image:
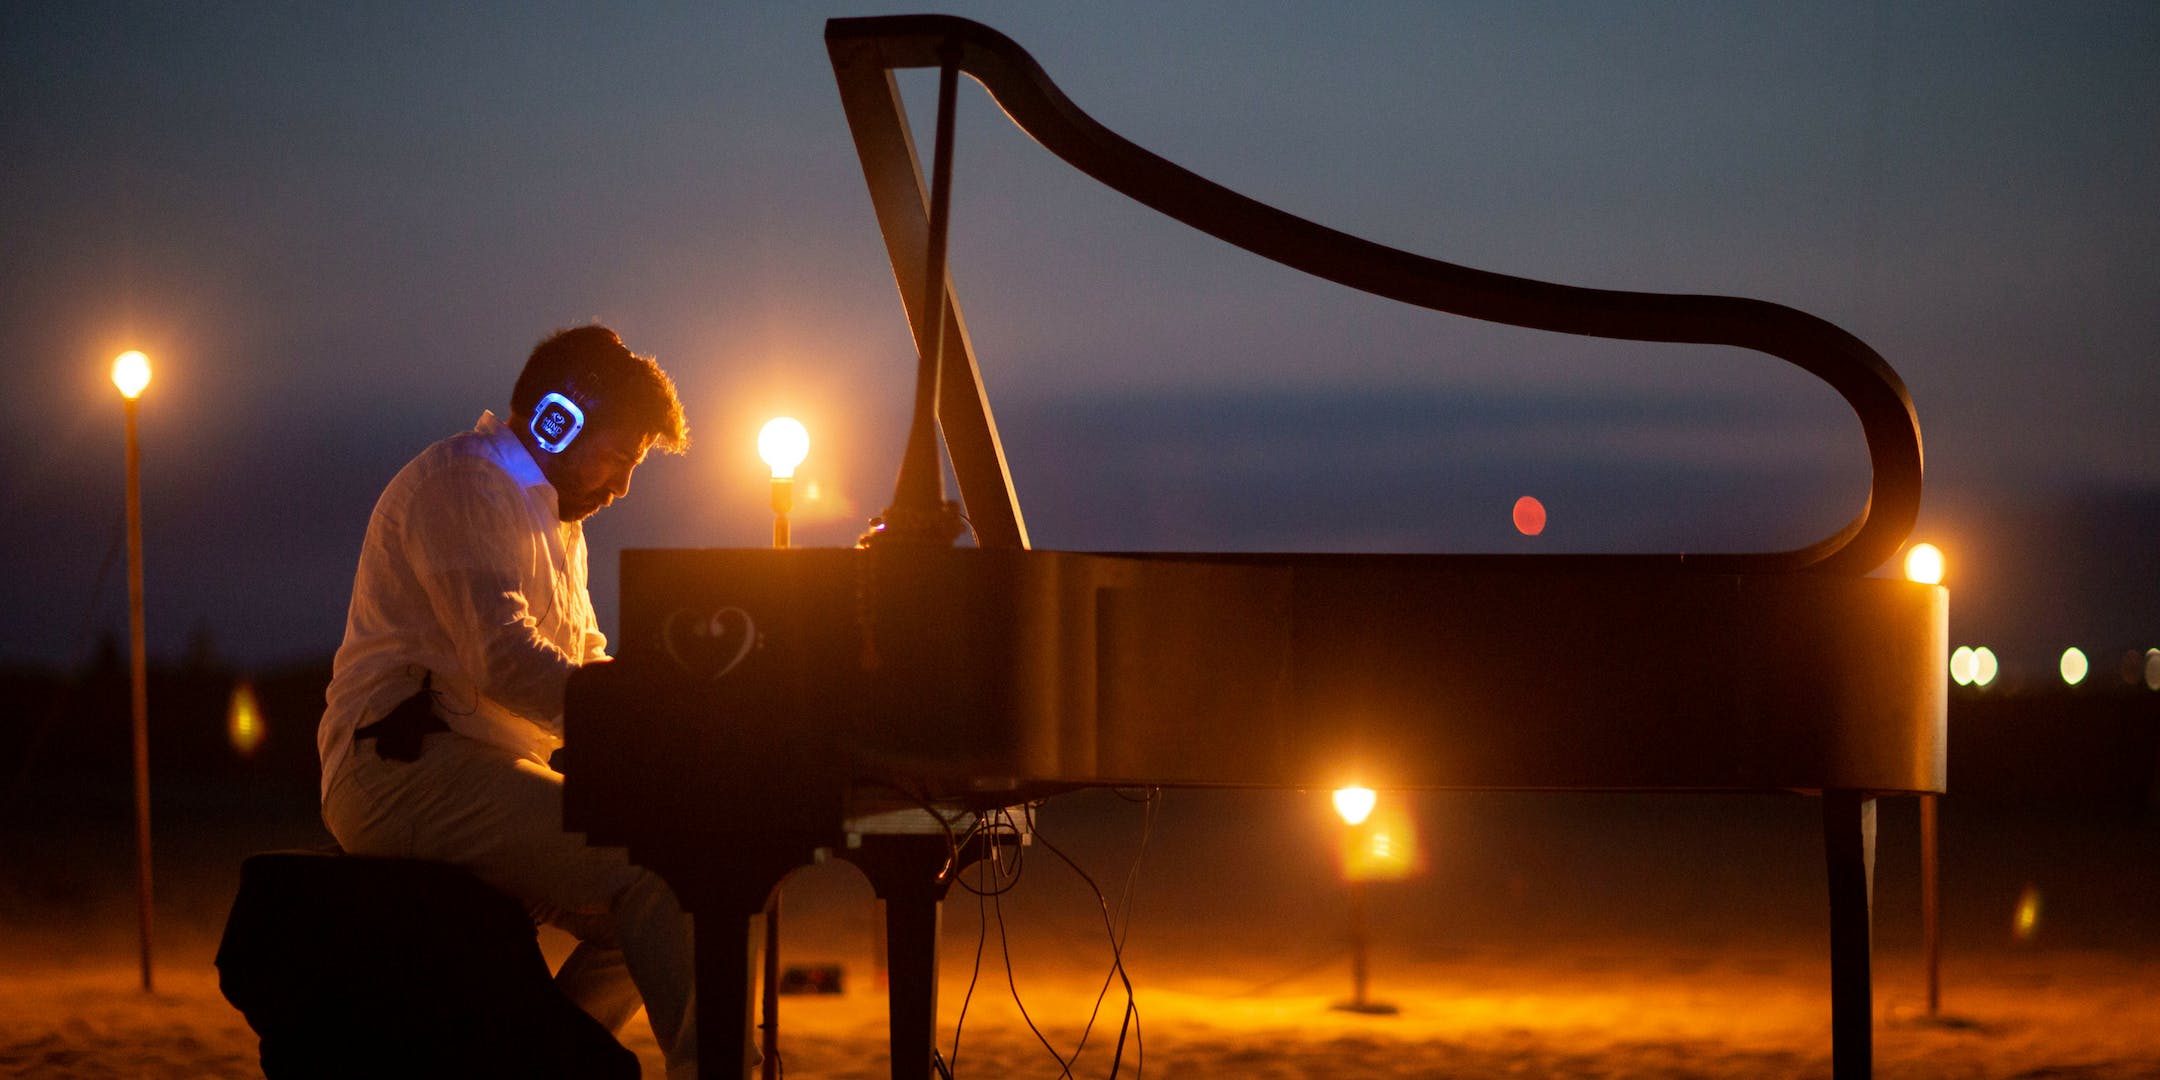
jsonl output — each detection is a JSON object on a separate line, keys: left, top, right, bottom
{"left": 111, "top": 350, "right": 151, "bottom": 399}
{"left": 2059, "top": 648, "right": 2088, "bottom": 686}
{"left": 227, "top": 680, "right": 265, "bottom": 757}
{"left": 1903, "top": 542, "right": 1944, "bottom": 585}
{"left": 2013, "top": 884, "right": 2043, "bottom": 942}
{"left": 1950, "top": 646, "right": 1976, "bottom": 687}
{"left": 1512, "top": 495, "right": 1546, "bottom": 537}
{"left": 1972, "top": 647, "right": 1999, "bottom": 688}
{"left": 1333, "top": 786, "right": 1377, "bottom": 826}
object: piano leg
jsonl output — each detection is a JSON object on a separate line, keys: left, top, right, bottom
{"left": 842, "top": 835, "right": 981, "bottom": 1080}
{"left": 1821, "top": 790, "right": 1878, "bottom": 1080}
{"left": 677, "top": 850, "right": 804, "bottom": 1080}
{"left": 691, "top": 906, "right": 756, "bottom": 1080}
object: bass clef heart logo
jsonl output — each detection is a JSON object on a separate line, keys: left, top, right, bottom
{"left": 660, "top": 606, "right": 759, "bottom": 680}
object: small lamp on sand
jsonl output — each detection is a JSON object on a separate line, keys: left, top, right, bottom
{"left": 1331, "top": 786, "right": 1402, "bottom": 1015}
{"left": 112, "top": 350, "right": 156, "bottom": 994}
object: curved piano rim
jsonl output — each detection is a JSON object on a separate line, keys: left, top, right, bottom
{"left": 825, "top": 13, "right": 1925, "bottom": 578}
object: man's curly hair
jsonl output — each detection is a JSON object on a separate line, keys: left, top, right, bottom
{"left": 511, "top": 325, "right": 688, "bottom": 453}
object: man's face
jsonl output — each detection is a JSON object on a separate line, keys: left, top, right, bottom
{"left": 543, "top": 423, "right": 655, "bottom": 523}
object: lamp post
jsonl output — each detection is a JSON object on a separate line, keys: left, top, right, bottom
{"left": 1904, "top": 541, "right": 1945, "bottom": 1018}
{"left": 111, "top": 350, "right": 155, "bottom": 994}
{"left": 758, "top": 418, "right": 810, "bottom": 550}
{"left": 754, "top": 417, "right": 808, "bottom": 1080}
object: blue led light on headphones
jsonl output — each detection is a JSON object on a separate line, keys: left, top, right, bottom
{"left": 530, "top": 392, "right": 586, "bottom": 453}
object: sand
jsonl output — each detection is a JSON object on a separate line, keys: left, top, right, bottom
{"left": 5, "top": 939, "right": 2157, "bottom": 1077}
{"left": 5, "top": 781, "right": 2157, "bottom": 1078}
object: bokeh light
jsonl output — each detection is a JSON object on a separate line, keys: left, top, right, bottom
{"left": 1339, "top": 802, "right": 1422, "bottom": 882}
{"left": 1903, "top": 542, "right": 1944, "bottom": 585}
{"left": 1511, "top": 495, "right": 1546, "bottom": 536}
{"left": 2147, "top": 649, "right": 2159, "bottom": 692}
{"left": 226, "top": 680, "right": 265, "bottom": 757}
{"left": 2059, "top": 647, "right": 2088, "bottom": 686}
{"left": 1950, "top": 646, "right": 1976, "bottom": 687}
{"left": 1972, "top": 646, "right": 1999, "bottom": 688}
{"left": 2013, "top": 884, "right": 2043, "bottom": 942}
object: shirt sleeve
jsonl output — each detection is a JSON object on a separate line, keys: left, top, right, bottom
{"left": 400, "top": 462, "right": 579, "bottom": 727}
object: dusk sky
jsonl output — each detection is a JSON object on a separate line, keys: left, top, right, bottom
{"left": 4, "top": 3, "right": 2155, "bottom": 680}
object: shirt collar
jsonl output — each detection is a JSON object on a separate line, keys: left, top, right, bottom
{"left": 475, "top": 410, "right": 552, "bottom": 492}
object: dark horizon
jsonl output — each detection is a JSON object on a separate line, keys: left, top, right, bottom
{"left": 21, "top": 403, "right": 2159, "bottom": 687}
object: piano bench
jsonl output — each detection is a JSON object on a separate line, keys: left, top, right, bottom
{"left": 214, "top": 849, "right": 638, "bottom": 1080}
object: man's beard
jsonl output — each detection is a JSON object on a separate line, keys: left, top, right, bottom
{"left": 559, "top": 492, "right": 606, "bottom": 522}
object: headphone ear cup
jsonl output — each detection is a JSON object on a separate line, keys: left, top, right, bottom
{"left": 530, "top": 392, "right": 586, "bottom": 453}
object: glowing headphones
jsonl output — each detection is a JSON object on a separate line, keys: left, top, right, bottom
{"left": 529, "top": 391, "right": 587, "bottom": 454}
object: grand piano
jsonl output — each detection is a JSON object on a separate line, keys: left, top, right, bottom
{"left": 564, "top": 16, "right": 1945, "bottom": 1079}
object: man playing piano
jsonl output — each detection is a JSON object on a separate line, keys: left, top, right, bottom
{"left": 315, "top": 325, "right": 701, "bottom": 1077}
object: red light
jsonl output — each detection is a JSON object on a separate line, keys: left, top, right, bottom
{"left": 1512, "top": 495, "right": 1546, "bottom": 536}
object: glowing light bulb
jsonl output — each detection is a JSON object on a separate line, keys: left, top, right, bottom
{"left": 1903, "top": 542, "right": 1944, "bottom": 585}
{"left": 2060, "top": 647, "right": 2088, "bottom": 686}
{"left": 112, "top": 351, "right": 151, "bottom": 399}
{"left": 1333, "top": 786, "right": 1376, "bottom": 826}
{"left": 757, "top": 417, "right": 809, "bottom": 479}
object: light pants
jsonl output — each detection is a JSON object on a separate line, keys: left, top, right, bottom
{"left": 323, "top": 731, "right": 710, "bottom": 1079}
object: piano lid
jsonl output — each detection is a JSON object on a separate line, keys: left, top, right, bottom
{"left": 824, "top": 14, "right": 1924, "bottom": 577}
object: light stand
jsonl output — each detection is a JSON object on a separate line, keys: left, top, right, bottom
{"left": 1903, "top": 542, "right": 1945, "bottom": 1019}
{"left": 1330, "top": 787, "right": 1398, "bottom": 1015}
{"left": 759, "top": 417, "right": 808, "bottom": 552}
{"left": 112, "top": 350, "right": 155, "bottom": 994}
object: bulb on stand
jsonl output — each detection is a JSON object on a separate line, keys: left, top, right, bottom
{"left": 759, "top": 418, "right": 810, "bottom": 549}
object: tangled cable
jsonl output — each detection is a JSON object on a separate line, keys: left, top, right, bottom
{"left": 936, "top": 788, "right": 1159, "bottom": 1078}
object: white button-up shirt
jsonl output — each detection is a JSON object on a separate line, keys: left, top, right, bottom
{"left": 318, "top": 410, "right": 607, "bottom": 798}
